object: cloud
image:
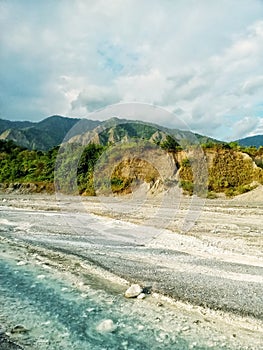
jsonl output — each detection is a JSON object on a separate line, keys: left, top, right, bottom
{"left": 242, "top": 76, "right": 263, "bottom": 95}
{"left": 71, "top": 85, "right": 120, "bottom": 112}
{"left": 231, "top": 116, "right": 260, "bottom": 139}
{"left": 247, "top": 117, "right": 263, "bottom": 136}
{"left": 1, "top": 0, "right": 263, "bottom": 139}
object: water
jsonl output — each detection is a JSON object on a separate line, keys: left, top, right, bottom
{"left": 0, "top": 257, "right": 213, "bottom": 350}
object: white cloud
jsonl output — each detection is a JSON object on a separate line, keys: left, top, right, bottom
{"left": 71, "top": 85, "right": 120, "bottom": 112}
{"left": 1, "top": 0, "right": 263, "bottom": 139}
{"left": 247, "top": 117, "right": 263, "bottom": 136}
{"left": 116, "top": 69, "right": 171, "bottom": 104}
{"left": 242, "top": 76, "right": 263, "bottom": 95}
{"left": 231, "top": 116, "right": 260, "bottom": 139}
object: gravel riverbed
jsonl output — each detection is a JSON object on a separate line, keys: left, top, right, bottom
{"left": 0, "top": 191, "right": 262, "bottom": 349}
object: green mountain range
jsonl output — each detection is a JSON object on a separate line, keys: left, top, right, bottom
{"left": 1, "top": 115, "right": 262, "bottom": 151}
{"left": 236, "top": 135, "right": 263, "bottom": 148}
{"left": 0, "top": 115, "right": 100, "bottom": 150}
{"left": 0, "top": 115, "right": 220, "bottom": 150}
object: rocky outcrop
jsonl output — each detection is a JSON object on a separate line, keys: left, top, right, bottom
{"left": 0, "top": 182, "right": 54, "bottom": 194}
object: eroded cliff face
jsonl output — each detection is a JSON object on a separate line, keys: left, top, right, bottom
{"left": 105, "top": 148, "right": 263, "bottom": 197}
{"left": 0, "top": 143, "right": 262, "bottom": 198}
{"left": 93, "top": 146, "right": 179, "bottom": 195}
{"left": 177, "top": 148, "right": 263, "bottom": 196}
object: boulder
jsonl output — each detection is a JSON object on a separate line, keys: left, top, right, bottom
{"left": 124, "top": 284, "right": 143, "bottom": 298}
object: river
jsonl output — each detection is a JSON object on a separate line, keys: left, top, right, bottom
{"left": 0, "top": 194, "right": 262, "bottom": 349}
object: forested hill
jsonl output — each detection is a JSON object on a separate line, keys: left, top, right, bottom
{"left": 0, "top": 137, "right": 262, "bottom": 197}
{"left": 0, "top": 139, "right": 58, "bottom": 191}
{"left": 0, "top": 119, "right": 34, "bottom": 132}
{"left": 0, "top": 115, "right": 219, "bottom": 151}
{"left": 0, "top": 115, "right": 100, "bottom": 150}
{"left": 237, "top": 135, "right": 263, "bottom": 148}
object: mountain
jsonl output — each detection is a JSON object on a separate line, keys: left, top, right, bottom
{"left": 0, "top": 119, "right": 34, "bottom": 134}
{"left": 237, "top": 135, "right": 263, "bottom": 148}
{"left": 0, "top": 116, "right": 101, "bottom": 150}
{"left": 0, "top": 115, "right": 220, "bottom": 150}
{"left": 67, "top": 117, "right": 221, "bottom": 148}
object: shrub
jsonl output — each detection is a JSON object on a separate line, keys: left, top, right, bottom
{"left": 179, "top": 180, "right": 194, "bottom": 195}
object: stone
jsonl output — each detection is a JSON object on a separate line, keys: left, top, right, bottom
{"left": 96, "top": 319, "right": 116, "bottom": 333}
{"left": 124, "top": 284, "right": 143, "bottom": 298}
{"left": 137, "top": 293, "right": 146, "bottom": 299}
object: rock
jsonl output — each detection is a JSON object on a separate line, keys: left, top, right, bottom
{"left": 96, "top": 319, "right": 116, "bottom": 333}
{"left": 142, "top": 286, "right": 152, "bottom": 294}
{"left": 137, "top": 293, "right": 146, "bottom": 299}
{"left": 124, "top": 284, "right": 143, "bottom": 298}
{"left": 10, "top": 325, "right": 29, "bottom": 334}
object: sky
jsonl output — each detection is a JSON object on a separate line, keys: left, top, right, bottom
{"left": 1, "top": 0, "right": 263, "bottom": 141}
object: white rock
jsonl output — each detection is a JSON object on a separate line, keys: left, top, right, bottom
{"left": 137, "top": 293, "right": 146, "bottom": 299}
{"left": 96, "top": 319, "right": 116, "bottom": 333}
{"left": 124, "top": 284, "right": 143, "bottom": 298}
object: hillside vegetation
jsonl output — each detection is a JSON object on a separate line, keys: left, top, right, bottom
{"left": 0, "top": 137, "right": 262, "bottom": 197}
{"left": 179, "top": 143, "right": 263, "bottom": 196}
{"left": 0, "top": 140, "right": 57, "bottom": 192}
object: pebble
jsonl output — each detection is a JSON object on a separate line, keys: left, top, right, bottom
{"left": 137, "top": 293, "right": 146, "bottom": 299}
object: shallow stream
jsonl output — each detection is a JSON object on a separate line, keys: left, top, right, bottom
{"left": 0, "top": 252, "right": 215, "bottom": 350}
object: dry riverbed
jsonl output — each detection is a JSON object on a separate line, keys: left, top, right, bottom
{"left": 0, "top": 188, "right": 263, "bottom": 349}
